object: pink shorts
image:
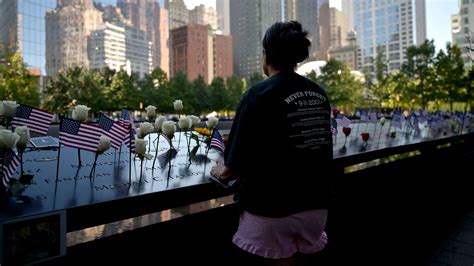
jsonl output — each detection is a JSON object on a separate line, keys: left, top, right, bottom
{"left": 232, "top": 209, "right": 328, "bottom": 259}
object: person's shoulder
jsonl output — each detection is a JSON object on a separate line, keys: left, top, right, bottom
{"left": 297, "top": 74, "right": 323, "bottom": 89}
{"left": 247, "top": 78, "right": 276, "bottom": 98}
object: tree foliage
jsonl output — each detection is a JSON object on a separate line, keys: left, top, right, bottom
{"left": 312, "top": 59, "right": 364, "bottom": 112}
{"left": 249, "top": 72, "right": 265, "bottom": 87}
{"left": 226, "top": 76, "right": 246, "bottom": 111}
{"left": 0, "top": 47, "right": 40, "bottom": 107}
{"left": 365, "top": 46, "right": 391, "bottom": 108}
{"left": 435, "top": 44, "right": 468, "bottom": 111}
{"left": 43, "top": 66, "right": 107, "bottom": 114}
{"left": 401, "top": 40, "right": 437, "bottom": 109}
{"left": 14, "top": 38, "right": 474, "bottom": 116}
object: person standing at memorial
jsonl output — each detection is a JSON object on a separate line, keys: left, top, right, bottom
{"left": 211, "top": 21, "right": 334, "bottom": 265}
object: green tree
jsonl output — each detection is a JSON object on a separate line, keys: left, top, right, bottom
{"left": 105, "top": 69, "right": 141, "bottom": 111}
{"left": 101, "top": 66, "right": 116, "bottom": 88}
{"left": 44, "top": 66, "right": 106, "bottom": 114}
{"left": 225, "top": 75, "right": 246, "bottom": 111}
{"left": 192, "top": 75, "right": 210, "bottom": 115}
{"left": 209, "top": 77, "right": 227, "bottom": 112}
{"left": 154, "top": 82, "right": 174, "bottom": 114}
{"left": 402, "top": 40, "right": 436, "bottom": 109}
{"left": 435, "top": 44, "right": 467, "bottom": 111}
{"left": 248, "top": 72, "right": 265, "bottom": 87}
{"left": 0, "top": 47, "right": 40, "bottom": 107}
{"left": 168, "top": 72, "right": 195, "bottom": 113}
{"left": 140, "top": 67, "right": 170, "bottom": 111}
{"left": 366, "top": 46, "right": 391, "bottom": 108}
{"left": 313, "top": 59, "right": 364, "bottom": 112}
{"left": 386, "top": 72, "right": 414, "bottom": 109}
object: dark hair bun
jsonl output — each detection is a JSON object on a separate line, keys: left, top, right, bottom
{"left": 263, "top": 21, "right": 311, "bottom": 70}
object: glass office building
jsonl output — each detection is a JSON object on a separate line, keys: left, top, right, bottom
{"left": 348, "top": 0, "right": 426, "bottom": 73}
{"left": 0, "top": 0, "right": 57, "bottom": 75}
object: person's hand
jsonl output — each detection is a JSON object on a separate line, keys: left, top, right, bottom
{"left": 211, "top": 159, "right": 228, "bottom": 181}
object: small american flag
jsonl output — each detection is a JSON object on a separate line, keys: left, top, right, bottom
{"left": 1, "top": 149, "right": 20, "bottom": 187}
{"left": 59, "top": 118, "right": 102, "bottom": 153}
{"left": 98, "top": 113, "right": 128, "bottom": 150}
{"left": 119, "top": 108, "right": 133, "bottom": 129}
{"left": 369, "top": 112, "right": 378, "bottom": 123}
{"left": 210, "top": 129, "right": 225, "bottom": 152}
{"left": 413, "top": 117, "right": 420, "bottom": 133}
{"left": 392, "top": 114, "right": 402, "bottom": 129}
{"left": 120, "top": 109, "right": 136, "bottom": 153}
{"left": 337, "top": 116, "right": 352, "bottom": 127}
{"left": 12, "top": 104, "right": 54, "bottom": 135}
{"left": 360, "top": 111, "right": 369, "bottom": 122}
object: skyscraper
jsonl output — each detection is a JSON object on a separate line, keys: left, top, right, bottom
{"left": 347, "top": 0, "right": 427, "bottom": 73}
{"left": 328, "top": 31, "right": 360, "bottom": 71}
{"left": 0, "top": 0, "right": 56, "bottom": 75}
{"left": 451, "top": 0, "right": 474, "bottom": 65}
{"left": 319, "top": 1, "right": 330, "bottom": 61}
{"left": 45, "top": 0, "right": 103, "bottom": 76}
{"left": 117, "top": 0, "right": 147, "bottom": 31}
{"left": 124, "top": 24, "right": 153, "bottom": 76}
{"left": 156, "top": 5, "right": 170, "bottom": 75}
{"left": 341, "top": 0, "right": 354, "bottom": 31}
{"left": 170, "top": 24, "right": 232, "bottom": 83}
{"left": 147, "top": 1, "right": 169, "bottom": 74}
{"left": 171, "top": 24, "right": 210, "bottom": 83}
{"left": 214, "top": 34, "right": 233, "bottom": 78}
{"left": 189, "top": 4, "right": 217, "bottom": 30}
{"left": 46, "top": 0, "right": 152, "bottom": 77}
{"left": 284, "top": 0, "right": 329, "bottom": 61}
{"left": 329, "top": 7, "right": 349, "bottom": 49}
{"left": 230, "top": 0, "right": 281, "bottom": 80}
{"left": 216, "top": 0, "right": 230, "bottom": 35}
{"left": 165, "top": 0, "right": 189, "bottom": 30}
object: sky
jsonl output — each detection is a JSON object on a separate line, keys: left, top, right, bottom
{"left": 184, "top": 0, "right": 460, "bottom": 53}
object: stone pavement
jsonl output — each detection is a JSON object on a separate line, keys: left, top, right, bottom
{"left": 429, "top": 208, "right": 474, "bottom": 265}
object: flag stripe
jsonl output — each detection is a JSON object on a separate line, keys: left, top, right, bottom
{"left": 210, "top": 129, "right": 225, "bottom": 152}
{"left": 59, "top": 119, "right": 102, "bottom": 153}
{"left": 98, "top": 113, "right": 129, "bottom": 150}
{"left": 12, "top": 105, "right": 54, "bottom": 135}
{"left": 1, "top": 149, "right": 20, "bottom": 187}
{"left": 120, "top": 109, "right": 136, "bottom": 153}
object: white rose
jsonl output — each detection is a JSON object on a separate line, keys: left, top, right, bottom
{"left": 189, "top": 115, "right": 200, "bottom": 128}
{"left": 380, "top": 117, "right": 386, "bottom": 125}
{"left": 178, "top": 116, "right": 191, "bottom": 130}
{"left": 145, "top": 105, "right": 157, "bottom": 120}
{"left": 3, "top": 101, "right": 17, "bottom": 117}
{"left": 155, "top": 116, "right": 166, "bottom": 132}
{"left": 97, "top": 135, "right": 111, "bottom": 154}
{"left": 14, "top": 126, "right": 30, "bottom": 147}
{"left": 72, "top": 105, "right": 90, "bottom": 121}
{"left": 173, "top": 100, "right": 183, "bottom": 112}
{"left": 161, "top": 121, "right": 176, "bottom": 139}
{"left": 138, "top": 122, "right": 154, "bottom": 139}
{"left": 206, "top": 116, "right": 219, "bottom": 129}
{"left": 135, "top": 139, "right": 147, "bottom": 156}
{"left": 0, "top": 130, "right": 20, "bottom": 149}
